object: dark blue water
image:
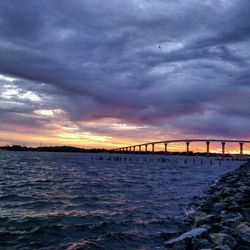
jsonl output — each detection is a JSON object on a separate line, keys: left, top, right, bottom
{"left": 0, "top": 151, "right": 243, "bottom": 249}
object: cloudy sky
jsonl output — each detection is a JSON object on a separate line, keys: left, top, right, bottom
{"left": 0, "top": 0, "right": 250, "bottom": 152}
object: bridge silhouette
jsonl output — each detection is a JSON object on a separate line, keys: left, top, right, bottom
{"left": 114, "top": 139, "right": 250, "bottom": 156}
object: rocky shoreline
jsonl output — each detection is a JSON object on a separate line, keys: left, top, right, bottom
{"left": 164, "top": 161, "right": 250, "bottom": 250}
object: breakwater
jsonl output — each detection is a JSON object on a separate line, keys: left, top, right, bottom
{"left": 164, "top": 162, "right": 250, "bottom": 250}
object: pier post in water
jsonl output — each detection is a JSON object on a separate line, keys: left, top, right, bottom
{"left": 206, "top": 141, "right": 210, "bottom": 156}
{"left": 239, "top": 142, "right": 244, "bottom": 155}
{"left": 139, "top": 145, "right": 141, "bottom": 152}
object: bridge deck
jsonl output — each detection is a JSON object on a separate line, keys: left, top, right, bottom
{"left": 114, "top": 139, "right": 250, "bottom": 154}
{"left": 133, "top": 139, "right": 250, "bottom": 147}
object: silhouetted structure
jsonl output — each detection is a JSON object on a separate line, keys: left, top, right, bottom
{"left": 114, "top": 139, "right": 250, "bottom": 156}
{"left": 0, "top": 145, "right": 108, "bottom": 153}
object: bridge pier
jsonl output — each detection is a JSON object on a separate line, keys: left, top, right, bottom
{"left": 164, "top": 143, "right": 168, "bottom": 153}
{"left": 152, "top": 143, "right": 155, "bottom": 153}
{"left": 145, "top": 144, "right": 148, "bottom": 152}
{"left": 133, "top": 146, "right": 135, "bottom": 152}
{"left": 139, "top": 145, "right": 141, "bottom": 152}
{"left": 206, "top": 141, "right": 210, "bottom": 155}
{"left": 240, "top": 142, "right": 244, "bottom": 155}
{"left": 222, "top": 142, "right": 225, "bottom": 156}
{"left": 186, "top": 141, "right": 190, "bottom": 155}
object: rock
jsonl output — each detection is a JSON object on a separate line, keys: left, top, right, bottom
{"left": 214, "top": 245, "right": 231, "bottom": 250}
{"left": 222, "top": 215, "right": 242, "bottom": 228}
{"left": 196, "top": 214, "right": 221, "bottom": 226}
{"left": 221, "top": 211, "right": 238, "bottom": 220}
{"left": 200, "top": 224, "right": 212, "bottom": 231}
{"left": 241, "top": 202, "right": 250, "bottom": 208}
{"left": 235, "top": 223, "right": 250, "bottom": 243}
{"left": 201, "top": 207, "right": 212, "bottom": 213}
{"left": 211, "top": 223, "right": 223, "bottom": 233}
{"left": 217, "top": 190, "right": 231, "bottom": 199}
{"left": 187, "top": 211, "right": 207, "bottom": 223}
{"left": 212, "top": 195, "right": 221, "bottom": 203}
{"left": 198, "top": 249, "right": 213, "bottom": 250}
{"left": 210, "top": 233, "right": 237, "bottom": 248}
{"left": 220, "top": 226, "right": 235, "bottom": 235}
{"left": 222, "top": 196, "right": 234, "bottom": 203}
{"left": 226, "top": 201, "right": 241, "bottom": 212}
{"left": 239, "top": 185, "right": 249, "bottom": 193}
{"left": 161, "top": 231, "right": 179, "bottom": 240}
{"left": 212, "top": 202, "right": 228, "bottom": 213}
{"left": 164, "top": 228, "right": 208, "bottom": 247}
{"left": 164, "top": 239, "right": 187, "bottom": 249}
{"left": 191, "top": 238, "right": 211, "bottom": 249}
{"left": 233, "top": 193, "right": 244, "bottom": 203}
{"left": 241, "top": 208, "right": 250, "bottom": 221}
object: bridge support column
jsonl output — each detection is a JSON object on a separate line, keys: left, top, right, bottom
{"left": 164, "top": 143, "right": 168, "bottom": 153}
{"left": 133, "top": 146, "right": 135, "bottom": 152}
{"left": 240, "top": 142, "right": 244, "bottom": 156}
{"left": 145, "top": 144, "right": 148, "bottom": 152}
{"left": 186, "top": 142, "right": 190, "bottom": 155}
{"left": 139, "top": 145, "right": 141, "bottom": 152}
{"left": 221, "top": 142, "right": 225, "bottom": 156}
{"left": 206, "top": 141, "right": 210, "bottom": 156}
{"left": 152, "top": 143, "right": 155, "bottom": 153}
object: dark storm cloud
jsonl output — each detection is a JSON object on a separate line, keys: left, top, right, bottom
{"left": 0, "top": 0, "right": 250, "bottom": 139}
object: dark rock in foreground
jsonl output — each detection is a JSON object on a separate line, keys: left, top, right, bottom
{"left": 164, "top": 162, "right": 250, "bottom": 249}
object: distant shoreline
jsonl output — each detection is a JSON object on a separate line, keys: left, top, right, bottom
{"left": 0, "top": 145, "right": 108, "bottom": 153}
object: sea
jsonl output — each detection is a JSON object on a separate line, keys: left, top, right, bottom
{"left": 0, "top": 151, "right": 245, "bottom": 250}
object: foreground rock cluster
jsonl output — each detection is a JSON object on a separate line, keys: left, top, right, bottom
{"left": 164, "top": 162, "right": 250, "bottom": 250}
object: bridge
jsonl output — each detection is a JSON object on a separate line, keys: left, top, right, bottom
{"left": 114, "top": 139, "right": 250, "bottom": 156}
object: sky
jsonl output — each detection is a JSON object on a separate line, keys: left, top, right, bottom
{"left": 0, "top": 0, "right": 250, "bottom": 153}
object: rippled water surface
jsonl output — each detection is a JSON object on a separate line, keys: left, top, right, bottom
{"left": 0, "top": 151, "right": 244, "bottom": 249}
